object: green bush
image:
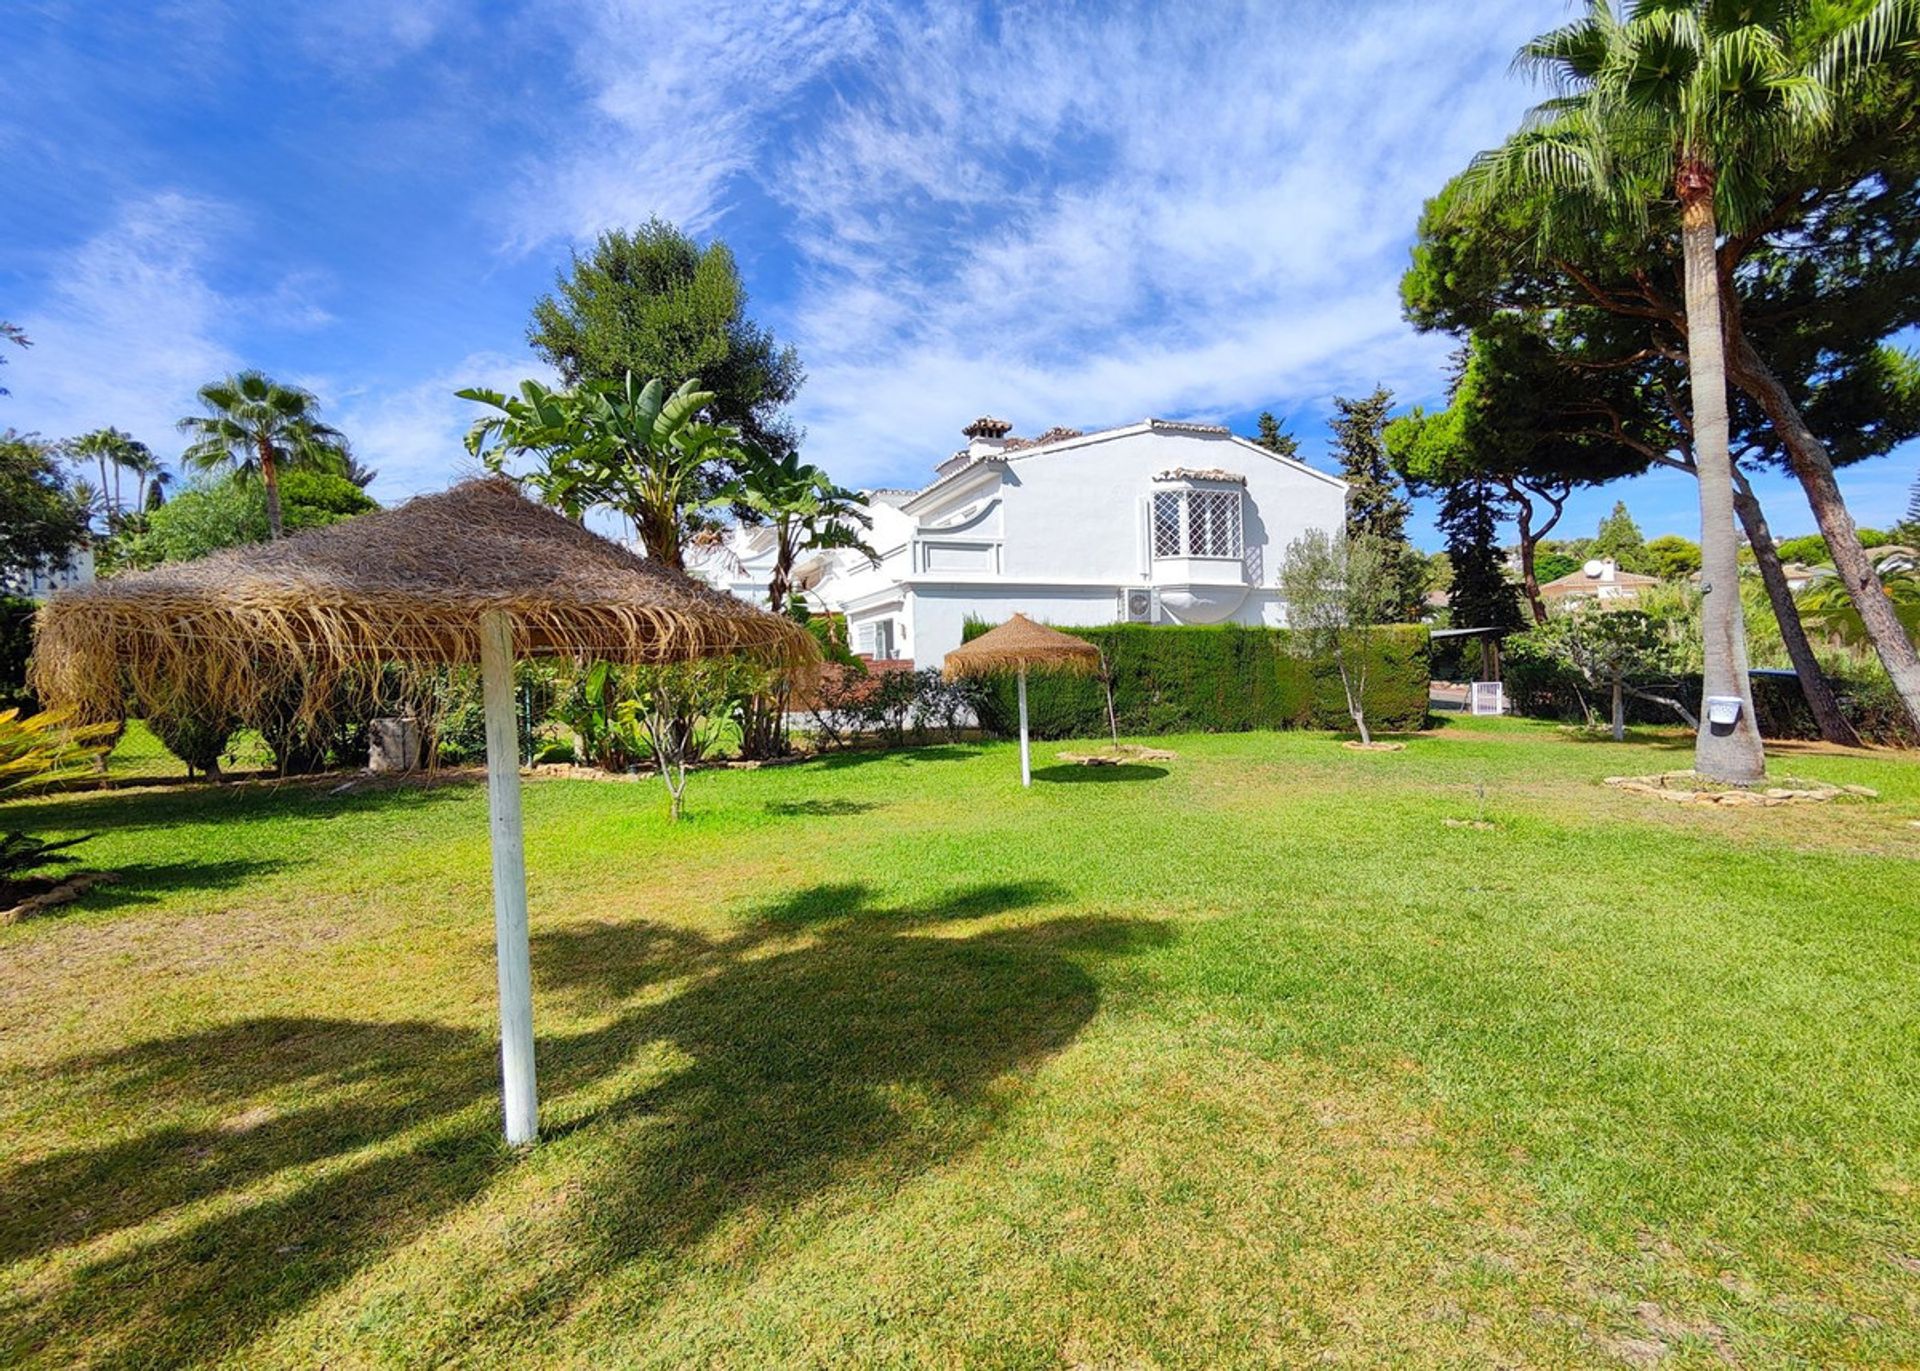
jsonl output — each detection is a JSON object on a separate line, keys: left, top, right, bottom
{"left": 962, "top": 621, "right": 1430, "bottom": 740}
{"left": 1503, "top": 648, "right": 1917, "bottom": 748}
{"left": 146, "top": 703, "right": 239, "bottom": 777}
{"left": 0, "top": 596, "right": 35, "bottom": 712}
{"left": 429, "top": 668, "right": 488, "bottom": 765}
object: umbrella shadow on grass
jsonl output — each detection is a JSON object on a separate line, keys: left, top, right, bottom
{"left": 55, "top": 858, "right": 287, "bottom": 915}
{"left": 0, "top": 882, "right": 1166, "bottom": 1366}
{"left": 1030, "top": 763, "right": 1169, "bottom": 784}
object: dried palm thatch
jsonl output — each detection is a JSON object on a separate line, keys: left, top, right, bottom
{"left": 30, "top": 477, "right": 820, "bottom": 723}
{"left": 942, "top": 613, "right": 1102, "bottom": 680}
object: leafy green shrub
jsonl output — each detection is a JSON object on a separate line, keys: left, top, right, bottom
{"left": 0, "top": 596, "right": 36, "bottom": 712}
{"left": 145, "top": 703, "right": 239, "bottom": 777}
{"left": 247, "top": 663, "right": 426, "bottom": 775}
{"left": 963, "top": 622, "right": 1430, "bottom": 741}
{"left": 115, "top": 472, "right": 377, "bottom": 569}
{"left": 1504, "top": 648, "right": 1916, "bottom": 747}
{"left": 429, "top": 668, "right": 488, "bottom": 765}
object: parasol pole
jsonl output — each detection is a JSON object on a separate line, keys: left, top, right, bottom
{"left": 480, "top": 609, "right": 538, "bottom": 1145}
{"left": 1017, "top": 663, "right": 1031, "bottom": 788}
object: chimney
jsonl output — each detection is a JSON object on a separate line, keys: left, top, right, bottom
{"left": 962, "top": 415, "right": 1014, "bottom": 458}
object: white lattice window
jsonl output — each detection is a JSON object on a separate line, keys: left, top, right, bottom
{"left": 1189, "top": 489, "right": 1241, "bottom": 556}
{"left": 1151, "top": 488, "right": 1244, "bottom": 558}
{"left": 1152, "top": 491, "right": 1184, "bottom": 557}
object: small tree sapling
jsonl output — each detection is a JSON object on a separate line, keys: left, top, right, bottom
{"left": 1278, "top": 529, "right": 1395, "bottom": 746}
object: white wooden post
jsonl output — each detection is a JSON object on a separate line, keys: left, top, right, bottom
{"left": 480, "top": 610, "right": 538, "bottom": 1145}
{"left": 1017, "top": 664, "right": 1031, "bottom": 788}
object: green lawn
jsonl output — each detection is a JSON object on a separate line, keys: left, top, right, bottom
{"left": 3, "top": 719, "right": 1918, "bottom": 1367}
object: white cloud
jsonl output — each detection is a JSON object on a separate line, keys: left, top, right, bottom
{"left": 505, "top": 0, "right": 882, "bottom": 248}
{"left": 7, "top": 193, "right": 241, "bottom": 451}
{"left": 4, "top": 192, "right": 338, "bottom": 458}
{"left": 781, "top": 2, "right": 1550, "bottom": 479}
{"left": 516, "top": 0, "right": 1550, "bottom": 489}
{"left": 330, "top": 352, "right": 557, "bottom": 504}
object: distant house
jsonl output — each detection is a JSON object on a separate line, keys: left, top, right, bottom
{"left": 2, "top": 545, "right": 94, "bottom": 602}
{"left": 1538, "top": 557, "right": 1660, "bottom": 605}
{"left": 1779, "top": 561, "right": 1822, "bottom": 593}
{"left": 698, "top": 415, "right": 1347, "bottom": 668}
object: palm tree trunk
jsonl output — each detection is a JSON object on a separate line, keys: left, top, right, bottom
{"left": 1724, "top": 328, "right": 1920, "bottom": 739}
{"left": 258, "top": 439, "right": 284, "bottom": 539}
{"left": 1677, "top": 166, "right": 1765, "bottom": 784}
{"left": 1729, "top": 466, "right": 1860, "bottom": 747}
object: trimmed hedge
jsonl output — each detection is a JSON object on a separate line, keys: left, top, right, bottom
{"left": 963, "top": 621, "right": 1430, "bottom": 740}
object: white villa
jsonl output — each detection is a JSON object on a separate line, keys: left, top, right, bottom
{"left": 698, "top": 416, "right": 1347, "bottom": 669}
{"left": 1, "top": 545, "right": 94, "bottom": 602}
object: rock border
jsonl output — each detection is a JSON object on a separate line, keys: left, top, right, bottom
{"left": 1603, "top": 771, "right": 1878, "bottom": 807}
{"left": 1, "top": 871, "right": 119, "bottom": 926}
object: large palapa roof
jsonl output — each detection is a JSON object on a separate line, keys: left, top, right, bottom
{"left": 31, "top": 477, "right": 819, "bottom": 720}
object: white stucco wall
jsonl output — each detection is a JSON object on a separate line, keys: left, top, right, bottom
{"left": 776, "top": 422, "right": 1346, "bottom": 669}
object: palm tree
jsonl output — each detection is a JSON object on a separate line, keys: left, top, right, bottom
{"left": 716, "top": 448, "right": 877, "bottom": 613}
{"left": 0, "top": 321, "right": 24, "bottom": 398}
{"left": 125, "top": 447, "right": 170, "bottom": 516}
{"left": 700, "top": 448, "right": 875, "bottom": 757}
{"left": 1464, "top": 1, "right": 1876, "bottom": 784}
{"left": 178, "top": 371, "right": 347, "bottom": 539}
{"left": 63, "top": 428, "right": 151, "bottom": 531}
{"left": 65, "top": 478, "right": 103, "bottom": 537}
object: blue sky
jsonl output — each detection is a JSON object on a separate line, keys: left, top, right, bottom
{"left": 2, "top": 0, "right": 1914, "bottom": 550}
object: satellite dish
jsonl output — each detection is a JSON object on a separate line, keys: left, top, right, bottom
{"left": 1582, "top": 559, "right": 1606, "bottom": 578}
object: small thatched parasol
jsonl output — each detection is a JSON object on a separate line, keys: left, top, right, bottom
{"left": 31, "top": 478, "right": 817, "bottom": 1145}
{"left": 944, "top": 613, "right": 1101, "bottom": 787}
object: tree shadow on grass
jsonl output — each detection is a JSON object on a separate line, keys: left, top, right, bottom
{"left": 1031, "top": 764, "right": 1169, "bottom": 784}
{"left": 809, "top": 743, "right": 986, "bottom": 772}
{"left": 0, "top": 882, "right": 1167, "bottom": 1366}
{"left": 9, "top": 775, "right": 477, "bottom": 842}
{"left": 762, "top": 797, "right": 888, "bottom": 818}
{"left": 51, "top": 859, "right": 287, "bottom": 915}
{"left": 1557, "top": 728, "right": 1694, "bottom": 751}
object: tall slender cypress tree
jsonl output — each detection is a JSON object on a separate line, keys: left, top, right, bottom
{"left": 1437, "top": 479, "right": 1522, "bottom": 632}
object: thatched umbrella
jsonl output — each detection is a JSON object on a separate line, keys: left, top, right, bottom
{"left": 30, "top": 478, "right": 817, "bottom": 1145}
{"left": 944, "top": 614, "right": 1101, "bottom": 787}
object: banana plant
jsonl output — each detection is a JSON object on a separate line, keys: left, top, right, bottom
{"left": 456, "top": 379, "right": 607, "bottom": 520}
{"left": 709, "top": 445, "right": 877, "bottom": 614}
{"left": 457, "top": 372, "right": 737, "bottom": 568}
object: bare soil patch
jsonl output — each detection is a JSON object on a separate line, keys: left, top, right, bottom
{"left": 1604, "top": 771, "right": 1878, "bottom": 807}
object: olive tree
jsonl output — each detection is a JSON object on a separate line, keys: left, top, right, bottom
{"left": 1278, "top": 529, "right": 1395, "bottom": 746}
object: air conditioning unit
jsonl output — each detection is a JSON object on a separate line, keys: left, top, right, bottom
{"left": 1120, "top": 587, "right": 1159, "bottom": 624}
